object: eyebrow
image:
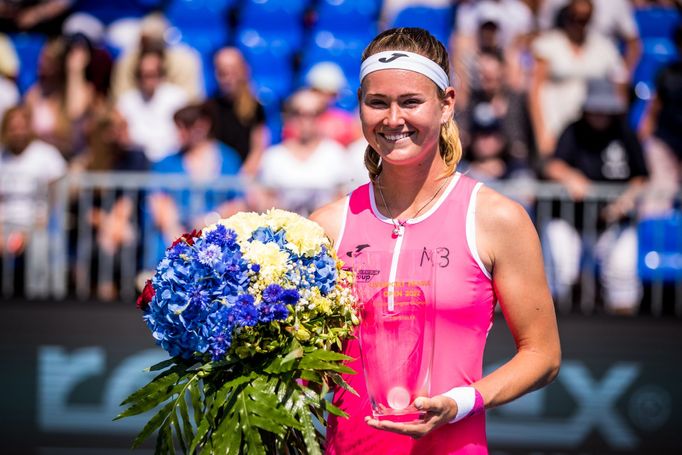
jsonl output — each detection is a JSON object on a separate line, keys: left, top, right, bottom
{"left": 364, "top": 92, "right": 426, "bottom": 98}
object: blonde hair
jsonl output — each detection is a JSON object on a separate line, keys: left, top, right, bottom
{"left": 360, "top": 27, "right": 462, "bottom": 182}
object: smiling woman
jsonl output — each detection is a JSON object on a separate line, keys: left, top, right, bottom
{"left": 310, "top": 27, "right": 561, "bottom": 454}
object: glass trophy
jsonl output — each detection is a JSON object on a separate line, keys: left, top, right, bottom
{"left": 353, "top": 249, "right": 436, "bottom": 421}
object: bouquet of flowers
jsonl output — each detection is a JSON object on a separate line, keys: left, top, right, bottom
{"left": 116, "top": 209, "right": 359, "bottom": 454}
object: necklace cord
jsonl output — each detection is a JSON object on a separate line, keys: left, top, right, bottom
{"left": 377, "top": 173, "right": 453, "bottom": 233}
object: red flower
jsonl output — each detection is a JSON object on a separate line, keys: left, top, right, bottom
{"left": 136, "top": 279, "right": 155, "bottom": 310}
{"left": 169, "top": 229, "right": 203, "bottom": 249}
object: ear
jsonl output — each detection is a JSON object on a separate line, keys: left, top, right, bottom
{"left": 440, "top": 87, "right": 456, "bottom": 124}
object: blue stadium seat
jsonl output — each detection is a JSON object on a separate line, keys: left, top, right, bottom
{"left": 391, "top": 5, "right": 454, "bottom": 47}
{"left": 10, "top": 32, "right": 46, "bottom": 95}
{"left": 72, "top": 0, "right": 162, "bottom": 24}
{"left": 298, "top": 26, "right": 375, "bottom": 111}
{"left": 314, "top": 0, "right": 381, "bottom": 33}
{"left": 235, "top": 25, "right": 303, "bottom": 59}
{"left": 638, "top": 212, "right": 682, "bottom": 282}
{"left": 635, "top": 7, "right": 681, "bottom": 40}
{"left": 240, "top": 0, "right": 309, "bottom": 22}
{"left": 632, "top": 38, "right": 679, "bottom": 98}
{"left": 165, "top": 0, "right": 235, "bottom": 28}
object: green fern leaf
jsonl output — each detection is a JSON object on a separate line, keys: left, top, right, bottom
{"left": 134, "top": 400, "right": 175, "bottom": 448}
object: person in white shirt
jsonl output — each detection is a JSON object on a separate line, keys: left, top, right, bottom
{"left": 0, "top": 105, "right": 66, "bottom": 259}
{"left": 538, "top": 0, "right": 641, "bottom": 74}
{"left": 257, "top": 89, "right": 348, "bottom": 216}
{"left": 116, "top": 47, "right": 188, "bottom": 163}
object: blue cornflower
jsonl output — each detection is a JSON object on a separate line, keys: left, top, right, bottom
{"left": 197, "top": 243, "right": 222, "bottom": 266}
{"left": 280, "top": 289, "right": 299, "bottom": 305}
{"left": 262, "top": 284, "right": 283, "bottom": 303}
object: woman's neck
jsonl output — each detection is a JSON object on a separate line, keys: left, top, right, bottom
{"left": 375, "top": 154, "right": 453, "bottom": 220}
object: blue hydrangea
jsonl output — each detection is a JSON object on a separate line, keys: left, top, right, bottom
{"left": 141, "top": 223, "right": 337, "bottom": 361}
{"left": 251, "top": 226, "right": 286, "bottom": 246}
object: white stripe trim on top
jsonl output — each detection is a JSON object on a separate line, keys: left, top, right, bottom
{"left": 406, "top": 172, "right": 460, "bottom": 225}
{"left": 333, "top": 194, "right": 351, "bottom": 255}
{"left": 466, "top": 182, "right": 492, "bottom": 280}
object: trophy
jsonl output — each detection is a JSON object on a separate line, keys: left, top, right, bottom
{"left": 353, "top": 249, "right": 436, "bottom": 421}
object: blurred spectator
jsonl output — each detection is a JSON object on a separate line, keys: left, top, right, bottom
{"left": 0, "top": 105, "right": 66, "bottom": 293}
{"left": 110, "top": 12, "right": 203, "bottom": 102}
{"left": 147, "top": 103, "right": 244, "bottom": 265}
{"left": 538, "top": 0, "right": 642, "bottom": 75}
{"left": 24, "top": 36, "right": 97, "bottom": 158}
{"left": 0, "top": 34, "right": 20, "bottom": 126}
{"left": 452, "top": 0, "right": 534, "bottom": 107}
{"left": 631, "top": 0, "right": 679, "bottom": 8}
{"left": 542, "top": 78, "right": 648, "bottom": 315}
{"left": 528, "top": 0, "right": 628, "bottom": 157}
{"left": 305, "top": 61, "right": 362, "bottom": 147}
{"left": 639, "top": 24, "right": 682, "bottom": 216}
{"left": 0, "top": 32, "right": 19, "bottom": 80}
{"left": 459, "top": 116, "right": 535, "bottom": 185}
{"left": 72, "top": 106, "right": 148, "bottom": 173}
{"left": 0, "top": 0, "right": 73, "bottom": 35}
{"left": 69, "top": 106, "right": 149, "bottom": 299}
{"left": 62, "top": 12, "right": 113, "bottom": 97}
{"left": 257, "top": 89, "right": 348, "bottom": 216}
{"left": 344, "top": 137, "right": 371, "bottom": 192}
{"left": 116, "top": 47, "right": 188, "bottom": 163}
{"left": 206, "top": 47, "right": 268, "bottom": 176}
{"left": 459, "top": 49, "right": 536, "bottom": 164}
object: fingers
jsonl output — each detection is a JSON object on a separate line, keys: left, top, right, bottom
{"left": 364, "top": 396, "right": 453, "bottom": 439}
{"left": 364, "top": 416, "right": 430, "bottom": 439}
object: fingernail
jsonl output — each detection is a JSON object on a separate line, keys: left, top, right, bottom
{"left": 414, "top": 398, "right": 423, "bottom": 409}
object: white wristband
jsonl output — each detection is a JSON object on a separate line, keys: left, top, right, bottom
{"left": 440, "top": 386, "right": 481, "bottom": 424}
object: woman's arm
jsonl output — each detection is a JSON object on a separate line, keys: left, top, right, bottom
{"left": 309, "top": 197, "right": 348, "bottom": 245}
{"left": 528, "top": 57, "right": 554, "bottom": 158}
{"left": 473, "top": 188, "right": 561, "bottom": 408}
{"left": 366, "top": 189, "right": 561, "bottom": 438}
{"left": 240, "top": 124, "right": 270, "bottom": 177}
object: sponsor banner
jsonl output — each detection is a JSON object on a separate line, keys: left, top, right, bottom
{"left": 0, "top": 302, "right": 680, "bottom": 454}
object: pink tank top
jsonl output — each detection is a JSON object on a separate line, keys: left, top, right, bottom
{"left": 327, "top": 173, "right": 495, "bottom": 454}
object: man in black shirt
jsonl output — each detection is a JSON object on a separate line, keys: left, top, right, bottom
{"left": 542, "top": 78, "right": 648, "bottom": 315}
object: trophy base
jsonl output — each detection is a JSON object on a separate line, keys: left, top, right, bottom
{"left": 372, "top": 410, "right": 425, "bottom": 423}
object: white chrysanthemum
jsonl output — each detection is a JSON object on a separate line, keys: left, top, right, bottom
{"left": 242, "top": 240, "right": 289, "bottom": 280}
{"left": 283, "top": 216, "right": 329, "bottom": 256}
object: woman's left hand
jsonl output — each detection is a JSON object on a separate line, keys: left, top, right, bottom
{"left": 364, "top": 396, "right": 457, "bottom": 439}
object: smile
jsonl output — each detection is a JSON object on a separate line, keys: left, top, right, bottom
{"left": 380, "top": 132, "right": 414, "bottom": 142}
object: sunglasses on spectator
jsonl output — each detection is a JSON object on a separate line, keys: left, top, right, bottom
{"left": 288, "top": 109, "right": 325, "bottom": 118}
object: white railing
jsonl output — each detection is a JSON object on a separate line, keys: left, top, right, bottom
{"left": 1, "top": 171, "right": 680, "bottom": 316}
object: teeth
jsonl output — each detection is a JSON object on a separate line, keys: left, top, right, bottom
{"left": 384, "top": 132, "right": 411, "bottom": 141}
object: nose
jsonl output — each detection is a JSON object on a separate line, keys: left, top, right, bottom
{"left": 384, "top": 103, "right": 405, "bottom": 128}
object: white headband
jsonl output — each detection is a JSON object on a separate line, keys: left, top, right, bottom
{"left": 360, "top": 50, "right": 450, "bottom": 90}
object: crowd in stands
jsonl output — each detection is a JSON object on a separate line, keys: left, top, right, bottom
{"left": 0, "top": 0, "right": 681, "bottom": 314}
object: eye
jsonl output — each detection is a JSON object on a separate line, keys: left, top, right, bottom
{"left": 402, "top": 98, "right": 422, "bottom": 107}
{"left": 366, "top": 98, "right": 387, "bottom": 108}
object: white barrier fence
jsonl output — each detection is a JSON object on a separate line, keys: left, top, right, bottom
{"left": 1, "top": 172, "right": 680, "bottom": 316}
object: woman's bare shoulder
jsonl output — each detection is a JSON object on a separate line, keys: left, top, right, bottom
{"left": 475, "top": 186, "right": 538, "bottom": 266}
{"left": 309, "top": 195, "right": 349, "bottom": 244}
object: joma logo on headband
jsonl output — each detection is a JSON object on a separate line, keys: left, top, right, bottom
{"left": 378, "top": 52, "right": 409, "bottom": 63}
